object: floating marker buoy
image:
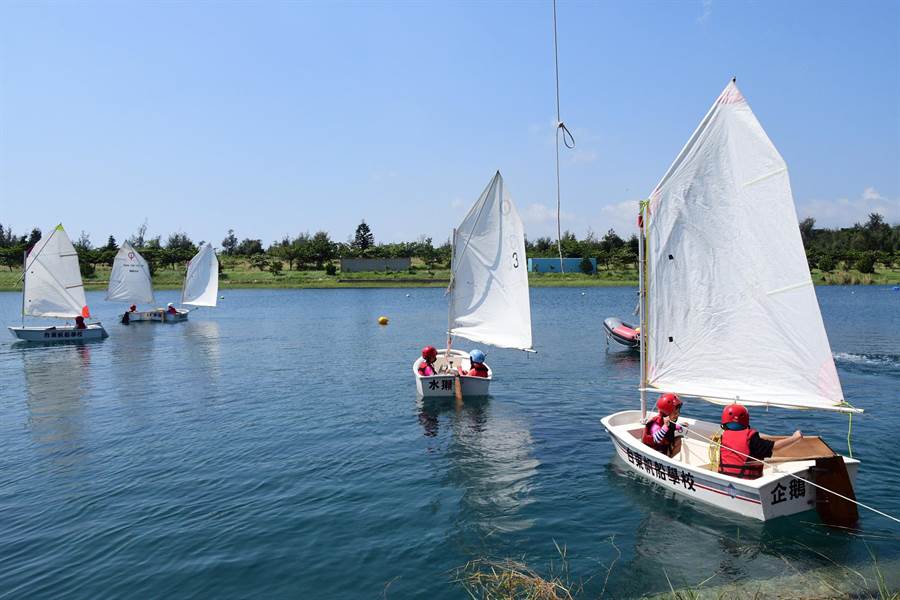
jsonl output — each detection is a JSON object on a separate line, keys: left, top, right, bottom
{"left": 405, "top": 294, "right": 410, "bottom": 298}
{"left": 219, "top": 296, "right": 225, "bottom": 299}
{"left": 581, "top": 292, "right": 586, "bottom": 296}
{"left": 378, "top": 316, "right": 389, "bottom": 325}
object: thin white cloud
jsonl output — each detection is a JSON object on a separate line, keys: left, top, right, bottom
{"left": 569, "top": 150, "right": 598, "bottom": 164}
{"left": 796, "top": 187, "right": 900, "bottom": 227}
{"left": 697, "top": 0, "right": 713, "bottom": 24}
{"left": 598, "top": 199, "right": 640, "bottom": 237}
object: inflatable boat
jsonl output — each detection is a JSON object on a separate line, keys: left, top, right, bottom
{"left": 603, "top": 317, "right": 640, "bottom": 349}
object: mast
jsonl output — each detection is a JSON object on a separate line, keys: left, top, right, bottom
{"left": 639, "top": 201, "right": 648, "bottom": 421}
{"left": 21, "top": 249, "right": 26, "bottom": 326}
{"left": 445, "top": 228, "right": 456, "bottom": 362}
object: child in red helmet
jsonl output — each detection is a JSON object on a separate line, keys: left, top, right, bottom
{"left": 418, "top": 346, "right": 438, "bottom": 376}
{"left": 642, "top": 393, "right": 685, "bottom": 457}
{"left": 719, "top": 403, "right": 803, "bottom": 479}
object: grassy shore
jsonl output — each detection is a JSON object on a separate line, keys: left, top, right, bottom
{"left": 0, "top": 260, "right": 897, "bottom": 292}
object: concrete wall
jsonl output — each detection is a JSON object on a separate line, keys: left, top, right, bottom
{"left": 340, "top": 258, "right": 412, "bottom": 273}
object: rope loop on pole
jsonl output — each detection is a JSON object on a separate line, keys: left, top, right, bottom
{"left": 557, "top": 121, "right": 576, "bottom": 149}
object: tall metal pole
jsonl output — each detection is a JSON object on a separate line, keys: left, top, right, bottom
{"left": 639, "top": 202, "right": 648, "bottom": 421}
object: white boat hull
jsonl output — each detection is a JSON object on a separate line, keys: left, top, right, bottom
{"left": 124, "top": 309, "right": 189, "bottom": 323}
{"left": 413, "top": 349, "right": 492, "bottom": 398}
{"left": 601, "top": 410, "right": 859, "bottom": 521}
{"left": 8, "top": 323, "right": 108, "bottom": 342}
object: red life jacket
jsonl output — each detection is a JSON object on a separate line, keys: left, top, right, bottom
{"left": 641, "top": 415, "right": 670, "bottom": 453}
{"left": 718, "top": 428, "right": 764, "bottom": 479}
{"left": 418, "top": 362, "right": 436, "bottom": 376}
{"left": 468, "top": 363, "right": 489, "bottom": 378}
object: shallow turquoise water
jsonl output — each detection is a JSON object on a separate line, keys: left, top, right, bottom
{"left": 0, "top": 286, "right": 897, "bottom": 598}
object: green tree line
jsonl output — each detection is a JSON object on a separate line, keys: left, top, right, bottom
{"left": 1, "top": 214, "right": 898, "bottom": 277}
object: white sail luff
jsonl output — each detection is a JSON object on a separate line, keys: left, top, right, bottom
{"left": 448, "top": 171, "right": 533, "bottom": 351}
{"left": 23, "top": 225, "right": 89, "bottom": 319}
{"left": 644, "top": 81, "right": 844, "bottom": 411}
{"left": 106, "top": 242, "right": 155, "bottom": 304}
{"left": 181, "top": 243, "right": 219, "bottom": 307}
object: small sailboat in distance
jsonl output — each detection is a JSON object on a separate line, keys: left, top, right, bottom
{"left": 8, "top": 224, "right": 108, "bottom": 342}
{"left": 413, "top": 171, "right": 534, "bottom": 398}
{"left": 116, "top": 242, "right": 218, "bottom": 323}
{"left": 106, "top": 242, "right": 155, "bottom": 323}
{"left": 179, "top": 243, "right": 219, "bottom": 315}
{"left": 601, "top": 80, "right": 862, "bottom": 523}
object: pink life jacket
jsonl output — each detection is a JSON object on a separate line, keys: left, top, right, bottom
{"left": 418, "top": 362, "right": 436, "bottom": 376}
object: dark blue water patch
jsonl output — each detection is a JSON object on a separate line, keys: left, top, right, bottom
{"left": 0, "top": 286, "right": 897, "bottom": 599}
{"left": 833, "top": 352, "right": 900, "bottom": 379}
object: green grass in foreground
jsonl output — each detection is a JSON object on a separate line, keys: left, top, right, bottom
{"left": 0, "top": 262, "right": 897, "bottom": 292}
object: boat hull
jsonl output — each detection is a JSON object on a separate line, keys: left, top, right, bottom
{"left": 601, "top": 410, "right": 859, "bottom": 521}
{"left": 413, "top": 349, "right": 492, "bottom": 398}
{"left": 124, "top": 309, "right": 189, "bottom": 323}
{"left": 8, "top": 323, "right": 108, "bottom": 342}
{"left": 603, "top": 317, "right": 640, "bottom": 349}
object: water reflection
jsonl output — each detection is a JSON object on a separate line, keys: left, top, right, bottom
{"left": 20, "top": 343, "right": 92, "bottom": 468}
{"left": 180, "top": 320, "right": 223, "bottom": 402}
{"left": 602, "top": 458, "right": 862, "bottom": 596}
{"left": 421, "top": 396, "right": 540, "bottom": 537}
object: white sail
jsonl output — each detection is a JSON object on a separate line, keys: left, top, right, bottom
{"left": 643, "top": 81, "right": 844, "bottom": 411}
{"left": 181, "top": 243, "right": 219, "bottom": 307}
{"left": 23, "top": 224, "right": 90, "bottom": 319}
{"left": 448, "top": 171, "right": 533, "bottom": 351}
{"left": 106, "top": 242, "right": 154, "bottom": 304}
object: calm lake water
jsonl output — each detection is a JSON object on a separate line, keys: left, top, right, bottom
{"left": 0, "top": 286, "right": 898, "bottom": 598}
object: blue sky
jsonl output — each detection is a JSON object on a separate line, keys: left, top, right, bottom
{"left": 1, "top": 1, "right": 898, "bottom": 248}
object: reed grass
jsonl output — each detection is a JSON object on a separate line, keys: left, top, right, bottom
{"left": 453, "top": 541, "right": 899, "bottom": 600}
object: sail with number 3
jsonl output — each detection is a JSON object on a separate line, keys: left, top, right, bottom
{"left": 448, "top": 171, "right": 533, "bottom": 352}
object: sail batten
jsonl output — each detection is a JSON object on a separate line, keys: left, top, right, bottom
{"left": 644, "top": 81, "right": 844, "bottom": 411}
{"left": 181, "top": 244, "right": 219, "bottom": 307}
{"left": 448, "top": 172, "right": 533, "bottom": 351}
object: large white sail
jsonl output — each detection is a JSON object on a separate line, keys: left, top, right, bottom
{"left": 448, "top": 171, "right": 533, "bottom": 351}
{"left": 181, "top": 243, "right": 219, "bottom": 307}
{"left": 643, "top": 81, "right": 844, "bottom": 411}
{"left": 23, "top": 224, "right": 90, "bottom": 319}
{"left": 106, "top": 242, "right": 154, "bottom": 304}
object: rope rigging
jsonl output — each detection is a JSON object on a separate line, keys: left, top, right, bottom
{"left": 552, "top": 0, "right": 575, "bottom": 273}
{"left": 687, "top": 428, "right": 899, "bottom": 526}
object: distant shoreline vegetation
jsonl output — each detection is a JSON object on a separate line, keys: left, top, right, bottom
{"left": 0, "top": 216, "right": 898, "bottom": 290}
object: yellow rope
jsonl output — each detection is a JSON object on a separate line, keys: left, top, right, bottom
{"left": 707, "top": 431, "right": 722, "bottom": 469}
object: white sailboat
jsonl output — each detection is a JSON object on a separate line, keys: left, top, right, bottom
{"left": 413, "top": 171, "right": 533, "bottom": 398}
{"left": 601, "top": 80, "right": 862, "bottom": 522}
{"left": 119, "top": 242, "right": 218, "bottom": 323}
{"left": 106, "top": 242, "right": 156, "bottom": 323}
{"left": 8, "top": 224, "right": 108, "bottom": 342}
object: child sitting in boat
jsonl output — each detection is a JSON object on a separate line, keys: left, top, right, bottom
{"left": 642, "top": 393, "right": 684, "bottom": 457}
{"left": 719, "top": 404, "right": 803, "bottom": 479}
{"left": 458, "top": 349, "right": 489, "bottom": 378}
{"left": 418, "top": 346, "right": 438, "bottom": 376}
{"left": 74, "top": 316, "right": 87, "bottom": 330}
{"left": 166, "top": 303, "right": 178, "bottom": 315}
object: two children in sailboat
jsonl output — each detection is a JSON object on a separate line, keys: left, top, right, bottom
{"left": 643, "top": 393, "right": 805, "bottom": 480}
{"left": 417, "top": 346, "right": 489, "bottom": 377}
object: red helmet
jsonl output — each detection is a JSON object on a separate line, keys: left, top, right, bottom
{"left": 722, "top": 403, "right": 750, "bottom": 427}
{"left": 656, "top": 393, "right": 682, "bottom": 416}
{"left": 421, "top": 346, "right": 438, "bottom": 362}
